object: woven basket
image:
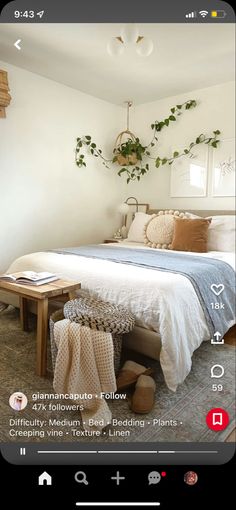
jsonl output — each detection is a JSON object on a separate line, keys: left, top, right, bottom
{"left": 50, "top": 294, "right": 135, "bottom": 374}
{"left": 114, "top": 130, "right": 138, "bottom": 166}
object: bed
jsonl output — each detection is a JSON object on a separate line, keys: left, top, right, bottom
{"left": 0, "top": 209, "right": 235, "bottom": 391}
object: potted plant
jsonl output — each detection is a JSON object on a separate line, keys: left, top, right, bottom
{"left": 113, "top": 131, "right": 146, "bottom": 166}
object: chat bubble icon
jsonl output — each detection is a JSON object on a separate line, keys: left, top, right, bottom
{"left": 148, "top": 471, "right": 161, "bottom": 485}
{"left": 210, "top": 364, "right": 224, "bottom": 378}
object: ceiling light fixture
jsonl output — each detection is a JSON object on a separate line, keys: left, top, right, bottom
{"left": 136, "top": 37, "right": 154, "bottom": 57}
{"left": 107, "top": 37, "right": 125, "bottom": 57}
{"left": 107, "top": 24, "right": 154, "bottom": 57}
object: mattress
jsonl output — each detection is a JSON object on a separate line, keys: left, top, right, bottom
{"left": 4, "top": 242, "right": 234, "bottom": 333}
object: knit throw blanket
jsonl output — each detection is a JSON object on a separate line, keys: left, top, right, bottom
{"left": 53, "top": 319, "right": 116, "bottom": 430}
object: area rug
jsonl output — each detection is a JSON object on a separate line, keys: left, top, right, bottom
{"left": 0, "top": 306, "right": 235, "bottom": 442}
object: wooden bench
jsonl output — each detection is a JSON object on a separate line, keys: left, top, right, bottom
{"left": 0, "top": 279, "right": 81, "bottom": 376}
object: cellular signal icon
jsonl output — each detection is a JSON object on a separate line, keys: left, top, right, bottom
{"left": 185, "top": 11, "right": 197, "bottom": 18}
{"left": 199, "top": 10, "right": 209, "bottom": 17}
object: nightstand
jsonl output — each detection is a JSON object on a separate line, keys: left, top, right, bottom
{"left": 104, "top": 238, "right": 123, "bottom": 243}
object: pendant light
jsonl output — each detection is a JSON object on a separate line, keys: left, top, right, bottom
{"left": 136, "top": 37, "right": 154, "bottom": 57}
{"left": 107, "top": 25, "right": 154, "bottom": 57}
{"left": 107, "top": 37, "right": 124, "bottom": 56}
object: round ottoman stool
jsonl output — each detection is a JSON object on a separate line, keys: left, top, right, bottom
{"left": 63, "top": 291, "right": 135, "bottom": 373}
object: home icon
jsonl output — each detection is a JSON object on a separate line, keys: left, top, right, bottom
{"left": 38, "top": 471, "right": 52, "bottom": 486}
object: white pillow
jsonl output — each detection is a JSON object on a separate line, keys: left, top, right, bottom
{"left": 206, "top": 215, "right": 235, "bottom": 252}
{"left": 127, "top": 212, "right": 154, "bottom": 243}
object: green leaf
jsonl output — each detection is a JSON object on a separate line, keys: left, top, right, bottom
{"left": 196, "top": 137, "right": 200, "bottom": 144}
{"left": 173, "top": 151, "right": 179, "bottom": 157}
{"left": 162, "top": 158, "right": 167, "bottom": 165}
{"left": 78, "top": 141, "right": 82, "bottom": 147}
{"left": 118, "top": 168, "right": 127, "bottom": 175}
{"left": 177, "top": 105, "right": 182, "bottom": 109}
{"left": 151, "top": 124, "right": 154, "bottom": 129}
{"left": 169, "top": 115, "right": 176, "bottom": 121}
{"left": 91, "top": 149, "right": 94, "bottom": 154}
{"left": 184, "top": 149, "right": 189, "bottom": 154}
{"left": 213, "top": 130, "right": 221, "bottom": 135}
{"left": 171, "top": 107, "right": 175, "bottom": 114}
{"left": 137, "top": 176, "right": 140, "bottom": 181}
{"left": 155, "top": 160, "right": 160, "bottom": 168}
{"left": 211, "top": 141, "right": 217, "bottom": 148}
{"left": 127, "top": 178, "right": 130, "bottom": 184}
{"left": 91, "top": 143, "right": 96, "bottom": 148}
{"left": 85, "top": 135, "right": 91, "bottom": 140}
{"left": 165, "top": 119, "right": 169, "bottom": 126}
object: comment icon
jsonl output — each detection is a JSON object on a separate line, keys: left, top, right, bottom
{"left": 148, "top": 471, "right": 161, "bottom": 485}
{"left": 210, "top": 364, "right": 224, "bottom": 378}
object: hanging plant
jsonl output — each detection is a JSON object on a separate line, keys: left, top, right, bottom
{"left": 75, "top": 100, "right": 220, "bottom": 183}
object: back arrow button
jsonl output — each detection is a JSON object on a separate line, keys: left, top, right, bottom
{"left": 14, "top": 39, "right": 21, "bottom": 50}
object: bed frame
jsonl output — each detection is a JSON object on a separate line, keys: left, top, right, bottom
{"left": 0, "top": 209, "right": 234, "bottom": 362}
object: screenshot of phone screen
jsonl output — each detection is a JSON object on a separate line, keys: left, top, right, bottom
{"left": 0, "top": 0, "right": 235, "bottom": 507}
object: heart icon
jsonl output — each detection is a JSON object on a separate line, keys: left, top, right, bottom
{"left": 211, "top": 284, "right": 225, "bottom": 296}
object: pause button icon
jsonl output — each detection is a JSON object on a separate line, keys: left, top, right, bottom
{"left": 20, "top": 447, "right": 26, "bottom": 455}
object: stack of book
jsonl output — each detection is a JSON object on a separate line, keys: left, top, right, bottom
{"left": 0, "top": 271, "right": 59, "bottom": 286}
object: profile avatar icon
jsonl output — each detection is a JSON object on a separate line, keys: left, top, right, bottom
{"left": 9, "top": 392, "right": 28, "bottom": 411}
{"left": 184, "top": 471, "right": 198, "bottom": 485}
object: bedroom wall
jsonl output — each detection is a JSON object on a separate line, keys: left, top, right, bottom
{"left": 128, "top": 81, "right": 235, "bottom": 211}
{"left": 0, "top": 61, "right": 126, "bottom": 272}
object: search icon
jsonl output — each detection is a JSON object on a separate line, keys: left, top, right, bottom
{"left": 74, "top": 471, "right": 89, "bottom": 485}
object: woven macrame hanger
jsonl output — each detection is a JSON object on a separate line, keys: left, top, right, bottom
{"left": 114, "top": 101, "right": 136, "bottom": 149}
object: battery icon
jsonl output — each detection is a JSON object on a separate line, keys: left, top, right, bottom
{"left": 211, "top": 10, "right": 227, "bottom": 18}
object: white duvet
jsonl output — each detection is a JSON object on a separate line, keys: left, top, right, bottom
{"left": 5, "top": 243, "right": 235, "bottom": 391}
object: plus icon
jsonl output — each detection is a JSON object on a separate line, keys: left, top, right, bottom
{"left": 111, "top": 471, "right": 125, "bottom": 485}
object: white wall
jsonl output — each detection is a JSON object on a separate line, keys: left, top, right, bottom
{"left": 0, "top": 65, "right": 234, "bottom": 273}
{"left": 0, "top": 62, "right": 127, "bottom": 272}
{"left": 128, "top": 82, "right": 235, "bottom": 211}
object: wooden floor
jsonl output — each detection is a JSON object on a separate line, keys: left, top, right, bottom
{"left": 224, "top": 324, "right": 236, "bottom": 346}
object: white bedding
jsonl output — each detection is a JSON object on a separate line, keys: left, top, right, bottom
{"left": 5, "top": 243, "right": 235, "bottom": 391}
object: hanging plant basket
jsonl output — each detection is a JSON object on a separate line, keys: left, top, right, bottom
{"left": 114, "top": 130, "right": 138, "bottom": 166}
{"left": 75, "top": 98, "right": 221, "bottom": 183}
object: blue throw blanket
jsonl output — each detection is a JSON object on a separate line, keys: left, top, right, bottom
{"left": 51, "top": 245, "right": 236, "bottom": 337}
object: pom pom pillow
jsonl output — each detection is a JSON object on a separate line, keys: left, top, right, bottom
{"left": 144, "top": 210, "right": 186, "bottom": 249}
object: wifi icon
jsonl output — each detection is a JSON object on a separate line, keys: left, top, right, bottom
{"left": 199, "top": 10, "right": 209, "bottom": 17}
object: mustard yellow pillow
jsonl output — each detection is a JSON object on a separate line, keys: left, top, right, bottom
{"left": 171, "top": 217, "right": 212, "bottom": 252}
